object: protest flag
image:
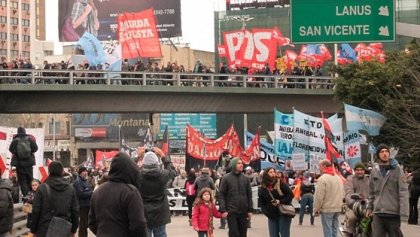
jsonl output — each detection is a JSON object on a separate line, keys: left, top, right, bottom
{"left": 344, "top": 103, "right": 387, "bottom": 136}
{"left": 144, "top": 123, "right": 153, "bottom": 146}
{"left": 242, "top": 127, "right": 261, "bottom": 171}
{"left": 161, "top": 125, "right": 169, "bottom": 156}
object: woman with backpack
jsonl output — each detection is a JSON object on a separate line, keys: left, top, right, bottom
{"left": 185, "top": 168, "right": 197, "bottom": 226}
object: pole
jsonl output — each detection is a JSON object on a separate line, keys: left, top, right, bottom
{"left": 118, "top": 124, "right": 122, "bottom": 151}
{"left": 334, "top": 44, "right": 338, "bottom": 65}
{"left": 52, "top": 116, "right": 56, "bottom": 161}
{"left": 243, "top": 113, "right": 248, "bottom": 147}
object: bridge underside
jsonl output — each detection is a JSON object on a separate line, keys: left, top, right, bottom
{"left": 0, "top": 85, "right": 341, "bottom": 114}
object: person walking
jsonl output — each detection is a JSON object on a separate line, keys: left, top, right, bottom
{"left": 258, "top": 167, "right": 294, "bottom": 237}
{"left": 366, "top": 144, "right": 409, "bottom": 237}
{"left": 30, "top": 161, "right": 79, "bottom": 237}
{"left": 89, "top": 152, "right": 147, "bottom": 237}
{"left": 192, "top": 187, "right": 225, "bottom": 237}
{"left": 9, "top": 127, "right": 38, "bottom": 196}
{"left": 0, "top": 167, "right": 14, "bottom": 237}
{"left": 344, "top": 162, "right": 369, "bottom": 236}
{"left": 218, "top": 158, "right": 253, "bottom": 237}
{"left": 299, "top": 173, "right": 315, "bottom": 226}
{"left": 138, "top": 147, "right": 176, "bottom": 237}
{"left": 185, "top": 168, "right": 197, "bottom": 226}
{"left": 73, "top": 166, "right": 93, "bottom": 237}
{"left": 194, "top": 167, "right": 215, "bottom": 193}
{"left": 408, "top": 167, "right": 420, "bottom": 225}
{"left": 314, "top": 159, "right": 344, "bottom": 237}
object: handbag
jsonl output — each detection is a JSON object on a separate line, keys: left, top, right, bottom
{"left": 61, "top": 18, "right": 80, "bottom": 42}
{"left": 44, "top": 184, "right": 72, "bottom": 237}
{"left": 267, "top": 188, "right": 296, "bottom": 218}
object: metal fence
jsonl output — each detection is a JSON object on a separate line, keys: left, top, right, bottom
{"left": 0, "top": 69, "right": 335, "bottom": 90}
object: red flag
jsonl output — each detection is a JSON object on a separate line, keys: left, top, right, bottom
{"left": 95, "top": 150, "right": 118, "bottom": 169}
{"left": 0, "top": 131, "right": 6, "bottom": 140}
{"left": 321, "top": 112, "right": 340, "bottom": 164}
{"left": 241, "top": 128, "right": 260, "bottom": 165}
{"left": 0, "top": 155, "right": 6, "bottom": 174}
{"left": 118, "top": 8, "right": 162, "bottom": 59}
{"left": 46, "top": 158, "right": 52, "bottom": 166}
{"left": 39, "top": 166, "right": 49, "bottom": 183}
{"left": 161, "top": 125, "right": 169, "bottom": 156}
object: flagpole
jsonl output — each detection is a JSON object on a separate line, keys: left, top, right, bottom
{"left": 244, "top": 113, "right": 248, "bottom": 148}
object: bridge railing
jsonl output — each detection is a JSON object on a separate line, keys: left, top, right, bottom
{"left": 0, "top": 69, "right": 335, "bottom": 89}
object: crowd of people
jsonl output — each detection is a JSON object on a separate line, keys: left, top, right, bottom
{"left": 0, "top": 57, "right": 333, "bottom": 88}
{"left": 1, "top": 126, "right": 420, "bottom": 237}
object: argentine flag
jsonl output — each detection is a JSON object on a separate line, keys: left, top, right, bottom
{"left": 344, "top": 103, "right": 387, "bottom": 136}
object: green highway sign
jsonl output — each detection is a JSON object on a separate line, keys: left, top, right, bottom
{"left": 290, "top": 0, "right": 395, "bottom": 43}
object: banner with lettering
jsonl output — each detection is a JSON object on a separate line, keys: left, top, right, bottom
{"left": 292, "top": 110, "right": 344, "bottom": 161}
{"left": 118, "top": 8, "right": 162, "bottom": 59}
{"left": 343, "top": 131, "right": 362, "bottom": 168}
{"left": 246, "top": 132, "right": 284, "bottom": 171}
{"left": 274, "top": 110, "right": 294, "bottom": 160}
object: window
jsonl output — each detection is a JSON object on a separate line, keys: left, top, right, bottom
{"left": 0, "top": 32, "right": 6, "bottom": 40}
{"left": 22, "top": 35, "right": 30, "bottom": 42}
{"left": 11, "top": 1, "right": 18, "bottom": 9}
{"left": 10, "top": 18, "right": 18, "bottom": 25}
{"left": 44, "top": 50, "right": 53, "bottom": 56}
{"left": 0, "top": 49, "right": 6, "bottom": 56}
{"left": 11, "top": 50, "right": 18, "bottom": 58}
{"left": 22, "top": 19, "right": 29, "bottom": 27}
{"left": 22, "top": 3, "right": 30, "bottom": 11}
{"left": 11, "top": 34, "right": 18, "bottom": 41}
{"left": 0, "top": 16, "right": 6, "bottom": 24}
{"left": 0, "top": 0, "right": 6, "bottom": 7}
{"left": 49, "top": 121, "right": 61, "bottom": 135}
{"left": 22, "top": 51, "right": 30, "bottom": 58}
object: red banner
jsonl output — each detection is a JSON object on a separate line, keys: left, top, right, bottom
{"left": 118, "top": 8, "right": 162, "bottom": 59}
{"left": 95, "top": 150, "right": 119, "bottom": 169}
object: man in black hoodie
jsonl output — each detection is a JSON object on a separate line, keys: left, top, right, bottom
{"left": 89, "top": 152, "right": 147, "bottom": 237}
{"left": 9, "top": 127, "right": 38, "bottom": 196}
{"left": 0, "top": 167, "right": 14, "bottom": 237}
{"left": 73, "top": 166, "right": 93, "bottom": 237}
{"left": 218, "top": 157, "right": 253, "bottom": 237}
{"left": 30, "top": 161, "right": 79, "bottom": 237}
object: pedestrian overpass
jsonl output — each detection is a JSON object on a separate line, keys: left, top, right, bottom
{"left": 0, "top": 70, "right": 341, "bottom": 114}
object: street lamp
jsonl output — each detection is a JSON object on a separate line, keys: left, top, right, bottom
{"left": 52, "top": 115, "right": 56, "bottom": 161}
{"left": 233, "top": 15, "right": 254, "bottom": 30}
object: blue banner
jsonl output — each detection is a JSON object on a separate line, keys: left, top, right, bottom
{"left": 344, "top": 103, "right": 387, "bottom": 136}
{"left": 159, "top": 113, "right": 217, "bottom": 140}
{"left": 246, "top": 131, "right": 284, "bottom": 171}
{"left": 77, "top": 32, "right": 106, "bottom": 66}
{"left": 274, "top": 110, "right": 293, "bottom": 160}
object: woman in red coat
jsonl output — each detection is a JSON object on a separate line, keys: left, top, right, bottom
{"left": 192, "top": 187, "right": 224, "bottom": 237}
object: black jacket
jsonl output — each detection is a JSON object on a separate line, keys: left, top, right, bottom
{"left": 30, "top": 177, "right": 80, "bottom": 237}
{"left": 258, "top": 180, "right": 294, "bottom": 219}
{"left": 138, "top": 156, "right": 176, "bottom": 228}
{"left": 0, "top": 179, "right": 13, "bottom": 234}
{"left": 73, "top": 175, "right": 93, "bottom": 207}
{"left": 218, "top": 171, "right": 253, "bottom": 214}
{"left": 9, "top": 132, "right": 38, "bottom": 168}
{"left": 89, "top": 152, "right": 147, "bottom": 237}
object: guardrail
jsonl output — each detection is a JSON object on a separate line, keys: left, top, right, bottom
{"left": 0, "top": 69, "right": 334, "bottom": 90}
{"left": 6, "top": 203, "right": 30, "bottom": 237}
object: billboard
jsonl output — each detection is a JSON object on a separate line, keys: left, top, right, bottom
{"left": 58, "top": 0, "right": 181, "bottom": 42}
{"left": 226, "top": 0, "right": 290, "bottom": 11}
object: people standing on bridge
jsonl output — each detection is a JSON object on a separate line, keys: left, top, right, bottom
{"left": 138, "top": 147, "right": 176, "bottom": 237}
{"left": 192, "top": 187, "right": 225, "bottom": 237}
{"left": 73, "top": 166, "right": 93, "bottom": 237}
{"left": 9, "top": 127, "right": 38, "bottom": 197}
{"left": 314, "top": 159, "right": 344, "bottom": 237}
{"left": 0, "top": 166, "right": 14, "bottom": 237}
{"left": 366, "top": 144, "right": 408, "bottom": 237}
{"left": 30, "top": 161, "right": 80, "bottom": 237}
{"left": 258, "top": 167, "right": 294, "bottom": 237}
{"left": 218, "top": 158, "right": 253, "bottom": 237}
{"left": 89, "top": 152, "right": 147, "bottom": 237}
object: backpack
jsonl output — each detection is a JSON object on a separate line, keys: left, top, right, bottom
{"left": 16, "top": 137, "right": 32, "bottom": 159}
{"left": 185, "top": 182, "right": 196, "bottom": 196}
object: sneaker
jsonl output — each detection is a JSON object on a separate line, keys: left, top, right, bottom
{"left": 218, "top": 226, "right": 225, "bottom": 229}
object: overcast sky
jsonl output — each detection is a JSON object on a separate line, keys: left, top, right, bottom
{"left": 45, "top": 0, "right": 226, "bottom": 54}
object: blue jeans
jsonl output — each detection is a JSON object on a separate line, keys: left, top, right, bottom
{"left": 320, "top": 212, "right": 340, "bottom": 237}
{"left": 147, "top": 225, "right": 167, "bottom": 237}
{"left": 299, "top": 194, "right": 314, "bottom": 225}
{"left": 268, "top": 215, "right": 292, "bottom": 237}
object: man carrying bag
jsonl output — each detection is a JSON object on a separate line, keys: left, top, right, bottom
{"left": 30, "top": 161, "right": 80, "bottom": 237}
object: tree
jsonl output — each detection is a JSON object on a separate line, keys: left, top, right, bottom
{"left": 334, "top": 40, "right": 420, "bottom": 168}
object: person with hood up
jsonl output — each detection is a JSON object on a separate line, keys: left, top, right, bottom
{"left": 218, "top": 158, "right": 253, "bottom": 237}
{"left": 366, "top": 144, "right": 409, "bottom": 237}
{"left": 30, "top": 161, "right": 79, "bottom": 237}
{"left": 9, "top": 126, "right": 38, "bottom": 196}
{"left": 138, "top": 147, "right": 176, "bottom": 237}
{"left": 89, "top": 152, "right": 146, "bottom": 237}
{"left": 73, "top": 166, "right": 93, "bottom": 237}
{"left": 194, "top": 167, "right": 215, "bottom": 193}
{"left": 0, "top": 166, "right": 14, "bottom": 237}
